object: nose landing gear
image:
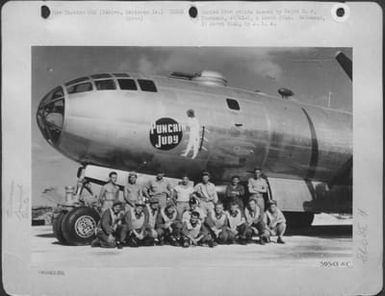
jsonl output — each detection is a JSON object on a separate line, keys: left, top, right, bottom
{"left": 52, "top": 178, "right": 101, "bottom": 246}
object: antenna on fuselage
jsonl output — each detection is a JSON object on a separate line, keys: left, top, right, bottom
{"left": 169, "top": 72, "right": 196, "bottom": 80}
{"left": 278, "top": 88, "right": 295, "bottom": 99}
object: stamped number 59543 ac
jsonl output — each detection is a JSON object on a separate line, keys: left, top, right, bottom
{"left": 320, "top": 261, "right": 352, "bottom": 267}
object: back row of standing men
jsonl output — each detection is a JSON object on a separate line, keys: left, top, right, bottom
{"left": 91, "top": 168, "right": 287, "bottom": 249}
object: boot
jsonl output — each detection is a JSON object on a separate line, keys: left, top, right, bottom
{"left": 91, "top": 238, "right": 100, "bottom": 248}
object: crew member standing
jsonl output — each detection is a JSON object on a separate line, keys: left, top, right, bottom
{"left": 194, "top": 171, "right": 218, "bottom": 217}
{"left": 224, "top": 175, "right": 245, "bottom": 211}
{"left": 173, "top": 175, "right": 194, "bottom": 218}
{"left": 248, "top": 168, "right": 268, "bottom": 214}
{"left": 98, "top": 171, "right": 120, "bottom": 212}
{"left": 143, "top": 169, "right": 172, "bottom": 209}
{"left": 91, "top": 200, "right": 123, "bottom": 248}
{"left": 265, "top": 200, "right": 287, "bottom": 244}
{"left": 123, "top": 172, "right": 143, "bottom": 210}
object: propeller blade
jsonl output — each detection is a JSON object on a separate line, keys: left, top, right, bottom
{"left": 335, "top": 51, "right": 352, "bottom": 80}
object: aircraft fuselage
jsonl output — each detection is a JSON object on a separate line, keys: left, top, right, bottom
{"left": 37, "top": 72, "right": 352, "bottom": 186}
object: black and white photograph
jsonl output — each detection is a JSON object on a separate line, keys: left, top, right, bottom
{"left": 2, "top": 2, "right": 382, "bottom": 295}
{"left": 32, "top": 46, "right": 353, "bottom": 267}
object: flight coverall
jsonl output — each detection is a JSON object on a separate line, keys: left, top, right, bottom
{"left": 224, "top": 184, "right": 246, "bottom": 211}
{"left": 93, "top": 208, "right": 120, "bottom": 248}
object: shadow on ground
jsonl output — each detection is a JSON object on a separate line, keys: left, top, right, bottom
{"left": 286, "top": 225, "right": 352, "bottom": 238}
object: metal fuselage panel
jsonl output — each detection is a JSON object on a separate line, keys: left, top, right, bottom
{"left": 53, "top": 76, "right": 352, "bottom": 185}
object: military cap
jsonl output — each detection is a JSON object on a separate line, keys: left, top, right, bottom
{"left": 267, "top": 199, "right": 277, "bottom": 206}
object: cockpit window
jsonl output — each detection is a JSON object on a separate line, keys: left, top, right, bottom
{"left": 95, "top": 79, "right": 116, "bottom": 90}
{"left": 37, "top": 98, "right": 65, "bottom": 144}
{"left": 52, "top": 87, "right": 64, "bottom": 100}
{"left": 65, "top": 77, "right": 89, "bottom": 86}
{"left": 226, "top": 98, "right": 240, "bottom": 111}
{"left": 138, "top": 79, "right": 157, "bottom": 92}
{"left": 91, "top": 73, "right": 112, "bottom": 79}
{"left": 118, "top": 79, "right": 137, "bottom": 90}
{"left": 41, "top": 86, "right": 64, "bottom": 105}
{"left": 67, "top": 82, "right": 93, "bottom": 94}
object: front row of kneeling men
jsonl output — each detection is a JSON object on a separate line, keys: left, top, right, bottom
{"left": 91, "top": 195, "right": 287, "bottom": 249}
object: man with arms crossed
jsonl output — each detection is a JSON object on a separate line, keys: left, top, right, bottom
{"left": 224, "top": 175, "right": 245, "bottom": 211}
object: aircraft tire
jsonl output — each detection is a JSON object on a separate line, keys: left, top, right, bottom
{"left": 52, "top": 211, "right": 67, "bottom": 244}
{"left": 61, "top": 207, "right": 100, "bottom": 246}
{"left": 284, "top": 212, "right": 314, "bottom": 228}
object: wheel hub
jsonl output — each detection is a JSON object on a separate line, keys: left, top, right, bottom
{"left": 74, "top": 215, "right": 97, "bottom": 238}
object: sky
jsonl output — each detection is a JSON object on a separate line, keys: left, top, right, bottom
{"left": 32, "top": 47, "right": 352, "bottom": 206}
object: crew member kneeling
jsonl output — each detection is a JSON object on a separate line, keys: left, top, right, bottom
{"left": 156, "top": 203, "right": 183, "bottom": 246}
{"left": 91, "top": 200, "right": 123, "bottom": 248}
{"left": 265, "top": 200, "right": 286, "bottom": 244}
{"left": 119, "top": 201, "right": 154, "bottom": 248}
{"left": 245, "top": 198, "right": 270, "bottom": 245}
{"left": 205, "top": 203, "right": 235, "bottom": 244}
{"left": 225, "top": 202, "right": 250, "bottom": 244}
{"left": 181, "top": 211, "right": 215, "bottom": 248}
{"left": 146, "top": 198, "right": 161, "bottom": 242}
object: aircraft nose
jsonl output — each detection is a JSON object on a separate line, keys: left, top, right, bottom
{"left": 36, "top": 86, "right": 65, "bottom": 145}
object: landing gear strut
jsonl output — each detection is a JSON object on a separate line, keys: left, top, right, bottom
{"left": 51, "top": 168, "right": 101, "bottom": 245}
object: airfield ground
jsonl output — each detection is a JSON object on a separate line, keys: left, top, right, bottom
{"left": 32, "top": 213, "right": 352, "bottom": 269}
